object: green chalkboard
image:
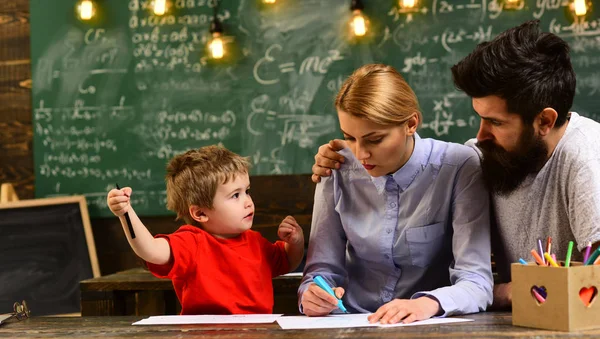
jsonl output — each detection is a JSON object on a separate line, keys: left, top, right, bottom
{"left": 31, "top": 0, "right": 600, "bottom": 217}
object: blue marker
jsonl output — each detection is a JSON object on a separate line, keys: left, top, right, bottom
{"left": 518, "top": 258, "right": 528, "bottom": 265}
{"left": 313, "top": 276, "right": 348, "bottom": 313}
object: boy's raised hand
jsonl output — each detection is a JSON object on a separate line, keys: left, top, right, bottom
{"left": 107, "top": 187, "right": 133, "bottom": 217}
{"left": 278, "top": 215, "right": 304, "bottom": 245}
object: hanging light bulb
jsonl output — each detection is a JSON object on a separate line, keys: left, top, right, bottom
{"left": 208, "top": 16, "right": 225, "bottom": 59}
{"left": 573, "top": 0, "right": 588, "bottom": 16}
{"left": 351, "top": 11, "right": 367, "bottom": 36}
{"left": 504, "top": 0, "right": 524, "bottom": 10}
{"left": 349, "top": 0, "right": 368, "bottom": 37}
{"left": 209, "top": 33, "right": 224, "bottom": 59}
{"left": 76, "top": 0, "right": 95, "bottom": 21}
{"left": 154, "top": 0, "right": 167, "bottom": 15}
{"left": 399, "top": 0, "right": 417, "bottom": 9}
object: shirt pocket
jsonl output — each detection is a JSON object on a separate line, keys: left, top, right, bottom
{"left": 405, "top": 222, "right": 446, "bottom": 268}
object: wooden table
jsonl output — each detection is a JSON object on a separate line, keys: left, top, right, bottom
{"left": 80, "top": 268, "right": 302, "bottom": 316}
{"left": 2, "top": 313, "right": 600, "bottom": 338}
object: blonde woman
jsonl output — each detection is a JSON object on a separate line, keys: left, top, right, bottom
{"left": 299, "top": 64, "right": 493, "bottom": 324}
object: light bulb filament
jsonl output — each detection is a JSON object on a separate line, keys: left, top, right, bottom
{"left": 401, "top": 0, "right": 416, "bottom": 8}
{"left": 154, "top": 0, "right": 167, "bottom": 15}
{"left": 351, "top": 11, "right": 367, "bottom": 37}
{"left": 79, "top": 0, "right": 94, "bottom": 20}
{"left": 209, "top": 35, "right": 224, "bottom": 59}
{"left": 574, "top": 0, "right": 587, "bottom": 16}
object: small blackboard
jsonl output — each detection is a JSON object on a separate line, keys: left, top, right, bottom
{"left": 0, "top": 196, "right": 100, "bottom": 316}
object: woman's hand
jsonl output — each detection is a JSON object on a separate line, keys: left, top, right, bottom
{"left": 367, "top": 296, "right": 441, "bottom": 324}
{"left": 301, "top": 283, "right": 345, "bottom": 316}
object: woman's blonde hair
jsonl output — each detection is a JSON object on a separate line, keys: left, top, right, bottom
{"left": 335, "top": 64, "right": 422, "bottom": 127}
{"left": 165, "top": 145, "right": 250, "bottom": 225}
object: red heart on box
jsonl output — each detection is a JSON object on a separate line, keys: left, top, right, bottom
{"left": 579, "top": 286, "right": 597, "bottom": 307}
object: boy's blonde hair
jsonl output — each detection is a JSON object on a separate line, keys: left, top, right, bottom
{"left": 335, "top": 64, "right": 422, "bottom": 127}
{"left": 165, "top": 145, "right": 250, "bottom": 225}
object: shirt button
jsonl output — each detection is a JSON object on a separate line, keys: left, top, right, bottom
{"left": 386, "top": 229, "right": 392, "bottom": 234}
{"left": 389, "top": 202, "right": 397, "bottom": 208}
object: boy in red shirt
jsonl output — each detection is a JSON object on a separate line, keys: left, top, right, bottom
{"left": 106, "top": 145, "right": 304, "bottom": 314}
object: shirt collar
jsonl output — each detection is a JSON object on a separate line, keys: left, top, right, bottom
{"left": 371, "top": 133, "right": 429, "bottom": 193}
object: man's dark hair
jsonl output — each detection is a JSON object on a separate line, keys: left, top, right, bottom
{"left": 451, "top": 20, "right": 576, "bottom": 127}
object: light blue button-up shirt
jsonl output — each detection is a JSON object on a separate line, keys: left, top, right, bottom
{"left": 299, "top": 134, "right": 493, "bottom": 316}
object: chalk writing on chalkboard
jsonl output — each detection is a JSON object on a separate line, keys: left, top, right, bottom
{"left": 30, "top": 0, "right": 600, "bottom": 217}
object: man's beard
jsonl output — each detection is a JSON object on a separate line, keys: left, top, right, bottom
{"left": 477, "top": 126, "right": 548, "bottom": 196}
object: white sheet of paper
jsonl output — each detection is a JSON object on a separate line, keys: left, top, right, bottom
{"left": 133, "top": 314, "right": 283, "bottom": 325}
{"left": 0, "top": 314, "right": 12, "bottom": 325}
{"left": 276, "top": 314, "right": 473, "bottom": 330}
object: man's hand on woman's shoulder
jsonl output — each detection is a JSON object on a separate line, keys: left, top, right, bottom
{"left": 311, "top": 139, "right": 347, "bottom": 183}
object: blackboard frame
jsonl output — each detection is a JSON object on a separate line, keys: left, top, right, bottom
{"left": 0, "top": 196, "right": 100, "bottom": 315}
{"left": 0, "top": 195, "right": 100, "bottom": 278}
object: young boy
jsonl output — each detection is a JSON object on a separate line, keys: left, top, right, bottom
{"left": 106, "top": 145, "right": 304, "bottom": 315}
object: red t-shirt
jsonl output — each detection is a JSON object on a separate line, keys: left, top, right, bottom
{"left": 147, "top": 226, "right": 290, "bottom": 315}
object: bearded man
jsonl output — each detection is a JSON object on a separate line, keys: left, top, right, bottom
{"left": 309, "top": 20, "right": 600, "bottom": 309}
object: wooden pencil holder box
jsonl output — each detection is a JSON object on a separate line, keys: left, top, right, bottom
{"left": 512, "top": 262, "right": 600, "bottom": 331}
